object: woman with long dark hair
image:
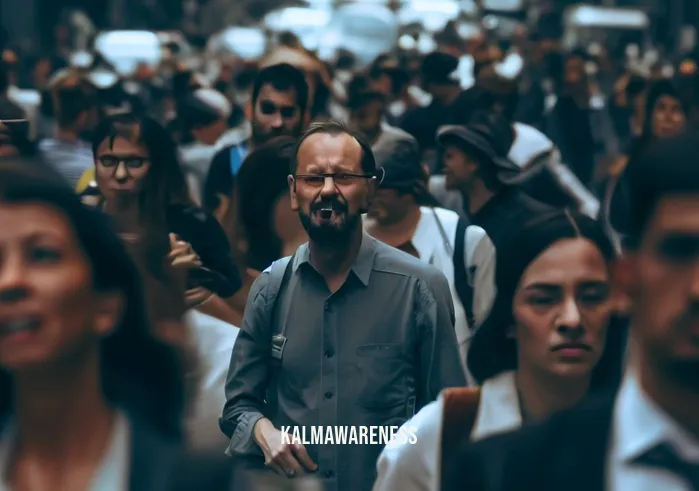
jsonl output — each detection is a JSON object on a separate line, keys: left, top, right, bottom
{"left": 0, "top": 159, "right": 192, "bottom": 490}
{"left": 86, "top": 113, "right": 242, "bottom": 326}
{"left": 374, "top": 209, "right": 625, "bottom": 491}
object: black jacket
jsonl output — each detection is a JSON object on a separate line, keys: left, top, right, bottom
{"left": 441, "top": 393, "right": 616, "bottom": 491}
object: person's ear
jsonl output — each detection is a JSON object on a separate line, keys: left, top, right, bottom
{"left": 92, "top": 291, "right": 124, "bottom": 337}
{"left": 288, "top": 174, "right": 299, "bottom": 211}
{"left": 362, "top": 176, "right": 377, "bottom": 214}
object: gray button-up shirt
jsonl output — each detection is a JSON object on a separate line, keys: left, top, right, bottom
{"left": 221, "top": 234, "right": 465, "bottom": 491}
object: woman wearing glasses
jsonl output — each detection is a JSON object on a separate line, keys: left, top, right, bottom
{"left": 88, "top": 113, "right": 242, "bottom": 326}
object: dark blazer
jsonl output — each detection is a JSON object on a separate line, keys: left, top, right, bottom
{"left": 130, "top": 417, "right": 237, "bottom": 491}
{"left": 441, "top": 393, "right": 617, "bottom": 491}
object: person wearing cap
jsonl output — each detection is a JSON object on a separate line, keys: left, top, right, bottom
{"left": 399, "top": 52, "right": 465, "bottom": 173}
{"left": 441, "top": 130, "right": 699, "bottom": 491}
{"left": 437, "top": 114, "right": 552, "bottom": 249}
{"left": 364, "top": 130, "right": 495, "bottom": 378}
{"left": 178, "top": 87, "right": 243, "bottom": 205}
{"left": 37, "top": 75, "right": 95, "bottom": 189}
{"left": 203, "top": 63, "right": 309, "bottom": 219}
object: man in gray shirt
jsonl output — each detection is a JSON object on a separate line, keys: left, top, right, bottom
{"left": 221, "top": 121, "right": 465, "bottom": 491}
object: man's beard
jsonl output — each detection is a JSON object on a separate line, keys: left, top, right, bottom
{"left": 251, "top": 119, "right": 302, "bottom": 145}
{"left": 298, "top": 198, "right": 359, "bottom": 247}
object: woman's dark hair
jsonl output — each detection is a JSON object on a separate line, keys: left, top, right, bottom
{"left": 237, "top": 136, "right": 296, "bottom": 271}
{"left": 639, "top": 78, "right": 688, "bottom": 146}
{"left": 91, "top": 113, "right": 192, "bottom": 228}
{"left": 467, "top": 210, "right": 621, "bottom": 390}
{"left": 0, "top": 158, "right": 188, "bottom": 440}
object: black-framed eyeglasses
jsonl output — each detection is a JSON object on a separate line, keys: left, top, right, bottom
{"left": 294, "top": 172, "right": 374, "bottom": 187}
{"left": 97, "top": 155, "right": 149, "bottom": 170}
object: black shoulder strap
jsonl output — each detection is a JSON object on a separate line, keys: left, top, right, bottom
{"left": 453, "top": 218, "right": 476, "bottom": 329}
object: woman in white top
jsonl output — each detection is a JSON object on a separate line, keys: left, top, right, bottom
{"left": 0, "top": 161, "right": 235, "bottom": 491}
{"left": 373, "top": 209, "right": 625, "bottom": 491}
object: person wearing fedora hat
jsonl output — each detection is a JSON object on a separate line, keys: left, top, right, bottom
{"left": 365, "top": 129, "right": 495, "bottom": 377}
{"left": 437, "top": 113, "right": 553, "bottom": 249}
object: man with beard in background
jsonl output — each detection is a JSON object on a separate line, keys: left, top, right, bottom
{"left": 203, "top": 63, "right": 309, "bottom": 218}
{"left": 221, "top": 121, "right": 465, "bottom": 491}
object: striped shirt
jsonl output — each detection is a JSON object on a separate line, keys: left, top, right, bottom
{"left": 38, "top": 138, "right": 94, "bottom": 189}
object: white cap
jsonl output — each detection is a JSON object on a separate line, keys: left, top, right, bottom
{"left": 191, "top": 88, "right": 232, "bottom": 120}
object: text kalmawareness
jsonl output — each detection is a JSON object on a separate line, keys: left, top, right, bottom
{"left": 281, "top": 426, "right": 418, "bottom": 445}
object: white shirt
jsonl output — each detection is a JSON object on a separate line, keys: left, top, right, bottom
{"left": 373, "top": 371, "right": 521, "bottom": 491}
{"left": 0, "top": 412, "right": 130, "bottom": 491}
{"left": 411, "top": 207, "right": 496, "bottom": 380}
{"left": 185, "top": 310, "right": 239, "bottom": 453}
{"left": 608, "top": 370, "right": 699, "bottom": 491}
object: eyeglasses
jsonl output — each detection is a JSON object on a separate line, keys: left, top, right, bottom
{"left": 295, "top": 173, "right": 373, "bottom": 187}
{"left": 98, "top": 155, "right": 149, "bottom": 169}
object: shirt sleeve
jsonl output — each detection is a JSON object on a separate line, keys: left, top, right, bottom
{"left": 220, "top": 273, "right": 271, "bottom": 456}
{"left": 468, "top": 227, "right": 495, "bottom": 328}
{"left": 415, "top": 271, "right": 466, "bottom": 408}
{"left": 169, "top": 205, "right": 242, "bottom": 298}
{"left": 374, "top": 396, "right": 445, "bottom": 491}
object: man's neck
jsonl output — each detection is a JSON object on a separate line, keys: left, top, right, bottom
{"left": 55, "top": 126, "right": 80, "bottom": 144}
{"left": 639, "top": 354, "right": 699, "bottom": 440}
{"left": 367, "top": 206, "right": 421, "bottom": 247}
{"left": 462, "top": 179, "right": 497, "bottom": 216}
{"left": 433, "top": 86, "right": 461, "bottom": 106}
{"left": 309, "top": 225, "right": 363, "bottom": 289}
{"left": 516, "top": 367, "right": 591, "bottom": 422}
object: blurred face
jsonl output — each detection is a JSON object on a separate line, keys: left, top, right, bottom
{"left": 0, "top": 203, "right": 120, "bottom": 370}
{"left": 651, "top": 95, "right": 686, "bottom": 139}
{"left": 367, "top": 188, "right": 413, "bottom": 225}
{"left": 349, "top": 99, "right": 384, "bottom": 143}
{"left": 442, "top": 144, "right": 479, "bottom": 190}
{"left": 252, "top": 84, "right": 303, "bottom": 145}
{"left": 564, "top": 56, "right": 586, "bottom": 87}
{"left": 94, "top": 136, "right": 151, "bottom": 200}
{"left": 513, "top": 238, "right": 612, "bottom": 380}
{"left": 289, "top": 132, "right": 375, "bottom": 246}
{"left": 621, "top": 196, "right": 699, "bottom": 383}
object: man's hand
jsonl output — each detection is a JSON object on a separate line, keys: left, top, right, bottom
{"left": 168, "top": 233, "right": 202, "bottom": 270}
{"left": 253, "top": 418, "right": 318, "bottom": 478}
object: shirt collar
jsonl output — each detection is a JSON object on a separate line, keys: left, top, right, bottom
{"left": 614, "top": 369, "right": 699, "bottom": 464}
{"left": 292, "top": 233, "right": 377, "bottom": 286}
{"left": 471, "top": 370, "right": 523, "bottom": 441}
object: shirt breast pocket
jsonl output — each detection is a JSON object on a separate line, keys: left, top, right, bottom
{"left": 354, "top": 343, "right": 406, "bottom": 410}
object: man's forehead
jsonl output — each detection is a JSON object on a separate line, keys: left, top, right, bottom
{"left": 298, "top": 133, "right": 362, "bottom": 166}
{"left": 259, "top": 83, "right": 297, "bottom": 104}
{"left": 649, "top": 195, "right": 699, "bottom": 235}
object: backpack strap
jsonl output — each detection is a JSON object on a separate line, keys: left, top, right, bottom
{"left": 439, "top": 387, "right": 482, "bottom": 487}
{"left": 453, "top": 218, "right": 476, "bottom": 329}
{"left": 264, "top": 255, "right": 294, "bottom": 334}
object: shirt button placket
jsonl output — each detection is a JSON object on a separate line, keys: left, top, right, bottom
{"left": 320, "top": 299, "right": 337, "bottom": 489}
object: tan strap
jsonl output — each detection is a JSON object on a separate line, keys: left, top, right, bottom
{"left": 439, "top": 388, "right": 481, "bottom": 488}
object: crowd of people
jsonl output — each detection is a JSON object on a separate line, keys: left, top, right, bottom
{"left": 1, "top": 17, "right": 699, "bottom": 491}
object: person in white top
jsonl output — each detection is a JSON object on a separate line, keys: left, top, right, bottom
{"left": 364, "top": 130, "right": 495, "bottom": 380}
{"left": 185, "top": 310, "right": 239, "bottom": 453}
{"left": 0, "top": 162, "right": 190, "bottom": 491}
{"left": 374, "top": 210, "right": 623, "bottom": 491}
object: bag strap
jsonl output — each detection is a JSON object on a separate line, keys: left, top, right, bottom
{"left": 453, "top": 218, "right": 476, "bottom": 329}
{"left": 264, "top": 254, "right": 294, "bottom": 337}
{"left": 439, "top": 387, "right": 482, "bottom": 486}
